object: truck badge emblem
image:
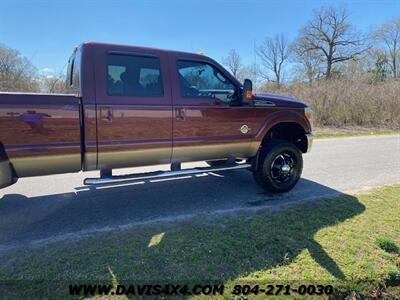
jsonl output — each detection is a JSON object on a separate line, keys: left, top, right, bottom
{"left": 240, "top": 125, "right": 249, "bottom": 134}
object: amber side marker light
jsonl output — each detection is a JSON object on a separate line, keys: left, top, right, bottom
{"left": 305, "top": 107, "right": 314, "bottom": 128}
{"left": 246, "top": 90, "right": 253, "bottom": 100}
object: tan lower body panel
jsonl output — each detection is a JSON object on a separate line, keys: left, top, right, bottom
{"left": 10, "top": 154, "right": 81, "bottom": 178}
{"left": 97, "top": 147, "right": 172, "bottom": 170}
{"left": 97, "top": 142, "right": 258, "bottom": 170}
{"left": 8, "top": 142, "right": 261, "bottom": 178}
{"left": 172, "top": 142, "right": 256, "bottom": 163}
{"left": 83, "top": 152, "right": 97, "bottom": 171}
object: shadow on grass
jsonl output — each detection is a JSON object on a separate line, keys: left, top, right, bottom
{"left": 0, "top": 176, "right": 366, "bottom": 299}
{"left": 108, "top": 191, "right": 363, "bottom": 283}
{"left": 0, "top": 171, "right": 345, "bottom": 245}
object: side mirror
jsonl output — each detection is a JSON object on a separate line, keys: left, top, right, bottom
{"left": 242, "top": 79, "right": 253, "bottom": 104}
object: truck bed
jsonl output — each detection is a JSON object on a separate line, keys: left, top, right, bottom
{"left": 0, "top": 92, "right": 82, "bottom": 179}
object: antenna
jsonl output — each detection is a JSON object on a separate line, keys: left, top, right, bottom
{"left": 254, "top": 38, "right": 256, "bottom": 67}
{"left": 253, "top": 38, "right": 257, "bottom": 90}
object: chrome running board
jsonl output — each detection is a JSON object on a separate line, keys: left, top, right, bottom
{"left": 84, "top": 163, "right": 251, "bottom": 186}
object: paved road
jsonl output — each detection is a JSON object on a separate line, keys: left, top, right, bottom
{"left": 0, "top": 135, "right": 399, "bottom": 251}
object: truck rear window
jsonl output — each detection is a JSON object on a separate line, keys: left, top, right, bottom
{"left": 107, "top": 54, "right": 163, "bottom": 97}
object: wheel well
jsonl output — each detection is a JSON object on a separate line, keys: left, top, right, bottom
{"left": 262, "top": 122, "right": 308, "bottom": 153}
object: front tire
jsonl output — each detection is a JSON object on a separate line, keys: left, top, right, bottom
{"left": 253, "top": 142, "right": 303, "bottom": 193}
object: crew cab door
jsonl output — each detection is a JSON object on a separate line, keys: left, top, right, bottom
{"left": 94, "top": 45, "right": 173, "bottom": 169}
{"left": 169, "top": 53, "right": 256, "bottom": 163}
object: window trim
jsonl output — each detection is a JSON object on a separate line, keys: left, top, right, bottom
{"left": 106, "top": 52, "right": 164, "bottom": 98}
{"left": 176, "top": 58, "right": 237, "bottom": 102}
{"left": 108, "top": 50, "right": 158, "bottom": 59}
{"left": 69, "top": 57, "right": 75, "bottom": 86}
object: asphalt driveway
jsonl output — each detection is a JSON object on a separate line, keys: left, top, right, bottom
{"left": 0, "top": 135, "right": 399, "bottom": 252}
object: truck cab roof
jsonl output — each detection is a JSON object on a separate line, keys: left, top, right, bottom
{"left": 80, "top": 41, "right": 214, "bottom": 61}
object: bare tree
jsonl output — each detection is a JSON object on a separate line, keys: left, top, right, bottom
{"left": 375, "top": 17, "right": 400, "bottom": 78}
{"left": 257, "top": 34, "right": 290, "bottom": 87}
{"left": 297, "top": 6, "right": 367, "bottom": 79}
{"left": 0, "top": 44, "right": 39, "bottom": 92}
{"left": 344, "top": 48, "right": 389, "bottom": 82}
{"left": 236, "top": 63, "right": 262, "bottom": 90}
{"left": 41, "top": 76, "right": 67, "bottom": 93}
{"left": 291, "top": 37, "right": 323, "bottom": 83}
{"left": 221, "top": 49, "right": 242, "bottom": 78}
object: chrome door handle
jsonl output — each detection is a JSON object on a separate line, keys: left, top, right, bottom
{"left": 100, "top": 107, "right": 113, "bottom": 122}
{"left": 175, "top": 108, "right": 186, "bottom": 121}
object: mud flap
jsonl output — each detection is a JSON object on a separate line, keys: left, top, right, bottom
{"left": 0, "top": 143, "right": 17, "bottom": 189}
{"left": 251, "top": 148, "right": 261, "bottom": 172}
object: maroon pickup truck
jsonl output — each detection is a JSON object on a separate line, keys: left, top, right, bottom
{"left": 0, "top": 42, "right": 314, "bottom": 192}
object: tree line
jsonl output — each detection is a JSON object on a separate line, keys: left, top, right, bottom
{"left": 0, "top": 45, "right": 66, "bottom": 93}
{"left": 222, "top": 6, "right": 399, "bottom": 88}
{"left": 0, "top": 5, "right": 398, "bottom": 93}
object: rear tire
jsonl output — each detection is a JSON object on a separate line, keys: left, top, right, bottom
{"left": 253, "top": 142, "right": 303, "bottom": 193}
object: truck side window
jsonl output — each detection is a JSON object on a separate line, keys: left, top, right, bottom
{"left": 107, "top": 54, "right": 163, "bottom": 97}
{"left": 177, "top": 60, "right": 235, "bottom": 103}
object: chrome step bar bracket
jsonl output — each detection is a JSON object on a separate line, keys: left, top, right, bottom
{"left": 84, "top": 163, "right": 251, "bottom": 186}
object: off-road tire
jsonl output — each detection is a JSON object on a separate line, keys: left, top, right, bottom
{"left": 253, "top": 142, "right": 303, "bottom": 193}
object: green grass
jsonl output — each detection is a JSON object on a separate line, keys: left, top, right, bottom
{"left": 315, "top": 127, "right": 400, "bottom": 139}
{"left": 0, "top": 185, "right": 399, "bottom": 299}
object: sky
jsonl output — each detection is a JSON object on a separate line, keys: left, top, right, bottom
{"left": 1, "top": 0, "right": 399, "bottom": 77}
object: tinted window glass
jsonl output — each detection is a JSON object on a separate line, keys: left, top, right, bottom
{"left": 177, "top": 60, "right": 235, "bottom": 102}
{"left": 107, "top": 54, "right": 163, "bottom": 97}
